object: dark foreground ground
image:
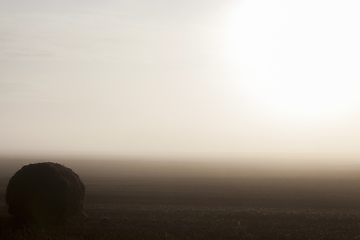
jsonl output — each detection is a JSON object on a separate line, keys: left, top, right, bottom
{"left": 1, "top": 175, "right": 360, "bottom": 240}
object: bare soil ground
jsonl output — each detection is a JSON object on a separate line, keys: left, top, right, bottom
{"left": 1, "top": 175, "right": 360, "bottom": 239}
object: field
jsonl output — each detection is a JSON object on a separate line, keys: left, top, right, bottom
{"left": 1, "top": 159, "right": 360, "bottom": 239}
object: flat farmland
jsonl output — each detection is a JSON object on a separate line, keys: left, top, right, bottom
{"left": 2, "top": 174, "right": 360, "bottom": 239}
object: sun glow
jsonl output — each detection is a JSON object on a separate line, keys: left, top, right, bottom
{"left": 225, "top": 0, "right": 360, "bottom": 122}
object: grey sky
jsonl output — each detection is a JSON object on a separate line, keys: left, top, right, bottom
{"left": 1, "top": 0, "right": 360, "bottom": 161}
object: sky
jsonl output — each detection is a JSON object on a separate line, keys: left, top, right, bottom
{"left": 1, "top": 0, "right": 360, "bottom": 162}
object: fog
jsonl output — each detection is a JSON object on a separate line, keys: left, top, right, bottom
{"left": 1, "top": 156, "right": 360, "bottom": 181}
{"left": 1, "top": 1, "right": 360, "bottom": 164}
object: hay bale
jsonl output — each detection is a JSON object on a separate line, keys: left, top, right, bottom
{"left": 6, "top": 162, "right": 85, "bottom": 225}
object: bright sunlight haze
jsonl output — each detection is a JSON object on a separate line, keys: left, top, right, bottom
{"left": 1, "top": 0, "right": 360, "bottom": 162}
{"left": 225, "top": 0, "right": 360, "bottom": 123}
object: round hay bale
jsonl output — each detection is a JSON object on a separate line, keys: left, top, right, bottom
{"left": 6, "top": 162, "right": 85, "bottom": 225}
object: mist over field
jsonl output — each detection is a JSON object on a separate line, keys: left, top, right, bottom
{"left": 2, "top": 156, "right": 360, "bottom": 239}
{"left": 2, "top": 0, "right": 360, "bottom": 238}
{"left": 1, "top": 156, "right": 360, "bottom": 180}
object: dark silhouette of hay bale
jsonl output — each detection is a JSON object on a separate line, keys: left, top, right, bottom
{"left": 99, "top": 217, "right": 112, "bottom": 226}
{"left": 6, "top": 162, "right": 85, "bottom": 225}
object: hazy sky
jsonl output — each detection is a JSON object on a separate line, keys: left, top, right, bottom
{"left": 1, "top": 0, "right": 360, "bottom": 161}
